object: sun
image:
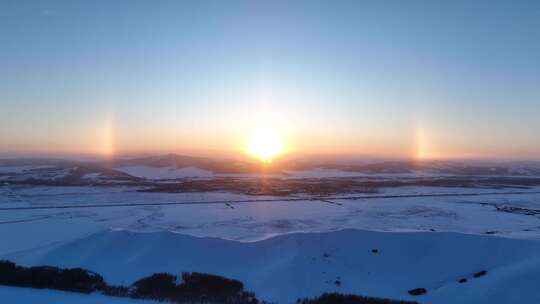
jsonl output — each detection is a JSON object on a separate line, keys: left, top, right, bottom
{"left": 247, "top": 126, "right": 283, "bottom": 162}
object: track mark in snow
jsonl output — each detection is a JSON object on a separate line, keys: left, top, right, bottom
{"left": 0, "top": 215, "right": 51, "bottom": 225}
{"left": 318, "top": 199, "right": 343, "bottom": 206}
{"left": 1, "top": 190, "right": 540, "bottom": 211}
{"left": 496, "top": 205, "right": 540, "bottom": 216}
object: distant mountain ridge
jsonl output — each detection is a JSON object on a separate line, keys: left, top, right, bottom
{"left": 102, "top": 154, "right": 271, "bottom": 174}
{"left": 1, "top": 154, "right": 540, "bottom": 181}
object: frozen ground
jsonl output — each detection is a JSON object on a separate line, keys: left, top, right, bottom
{"left": 1, "top": 161, "right": 540, "bottom": 303}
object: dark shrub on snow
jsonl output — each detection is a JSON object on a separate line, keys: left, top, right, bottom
{"left": 0, "top": 261, "right": 20, "bottom": 286}
{"left": 473, "top": 270, "right": 487, "bottom": 278}
{"left": 296, "top": 292, "right": 419, "bottom": 304}
{"left": 407, "top": 288, "right": 427, "bottom": 296}
{"left": 28, "top": 266, "right": 62, "bottom": 289}
{"left": 131, "top": 271, "right": 258, "bottom": 303}
{"left": 180, "top": 272, "right": 244, "bottom": 300}
{"left": 132, "top": 273, "right": 178, "bottom": 301}
{"left": 102, "top": 285, "right": 130, "bottom": 297}
{"left": 56, "top": 268, "right": 106, "bottom": 293}
{"left": 0, "top": 260, "right": 105, "bottom": 293}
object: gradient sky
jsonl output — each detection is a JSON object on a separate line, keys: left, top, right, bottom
{"left": 1, "top": 0, "right": 539, "bottom": 160}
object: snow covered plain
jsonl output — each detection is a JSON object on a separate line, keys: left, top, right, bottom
{"left": 2, "top": 185, "right": 540, "bottom": 244}
{"left": 2, "top": 163, "right": 540, "bottom": 303}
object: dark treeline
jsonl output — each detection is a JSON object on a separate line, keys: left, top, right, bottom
{"left": 0, "top": 260, "right": 257, "bottom": 304}
{"left": 297, "top": 293, "right": 418, "bottom": 304}
{"left": 0, "top": 260, "right": 417, "bottom": 304}
{"left": 0, "top": 260, "right": 105, "bottom": 293}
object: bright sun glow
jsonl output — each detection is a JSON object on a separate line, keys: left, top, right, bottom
{"left": 247, "top": 126, "right": 283, "bottom": 162}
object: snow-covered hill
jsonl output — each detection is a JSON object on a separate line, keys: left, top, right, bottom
{"left": 115, "top": 165, "right": 214, "bottom": 179}
{"left": 6, "top": 229, "right": 540, "bottom": 304}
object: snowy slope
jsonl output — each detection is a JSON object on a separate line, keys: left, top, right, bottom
{"left": 114, "top": 166, "right": 214, "bottom": 179}
{"left": 6, "top": 229, "right": 540, "bottom": 304}
{"left": 0, "top": 286, "right": 157, "bottom": 304}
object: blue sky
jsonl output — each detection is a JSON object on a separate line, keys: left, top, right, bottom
{"left": 1, "top": 0, "right": 539, "bottom": 159}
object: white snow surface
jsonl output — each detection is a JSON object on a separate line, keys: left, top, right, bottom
{"left": 0, "top": 286, "right": 157, "bottom": 304}
{"left": 5, "top": 229, "right": 540, "bottom": 304}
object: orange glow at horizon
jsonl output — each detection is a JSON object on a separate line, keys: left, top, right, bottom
{"left": 246, "top": 125, "right": 285, "bottom": 162}
{"left": 7, "top": 113, "right": 537, "bottom": 161}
